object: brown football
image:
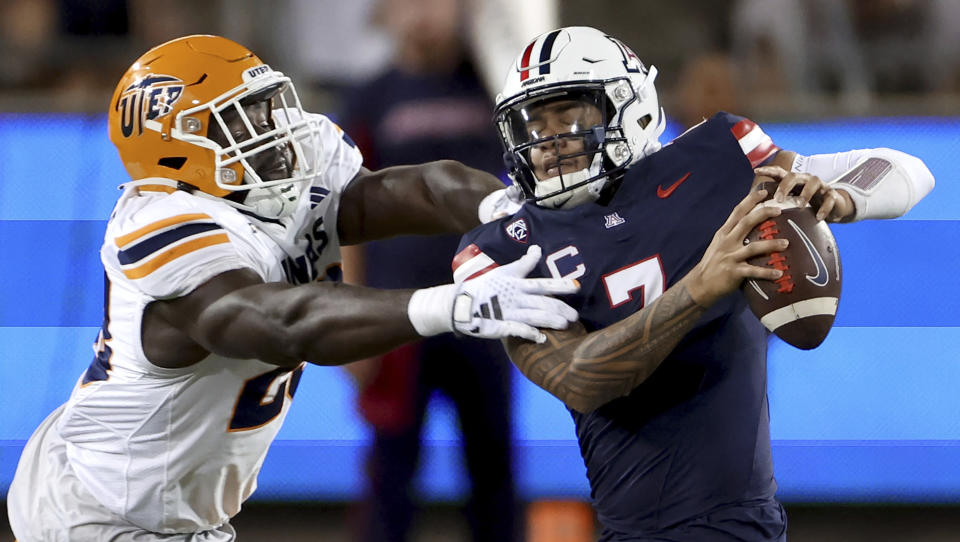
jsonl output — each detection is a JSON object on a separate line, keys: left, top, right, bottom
{"left": 741, "top": 183, "right": 842, "bottom": 349}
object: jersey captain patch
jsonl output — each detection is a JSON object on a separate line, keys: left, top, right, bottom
{"left": 114, "top": 213, "right": 230, "bottom": 279}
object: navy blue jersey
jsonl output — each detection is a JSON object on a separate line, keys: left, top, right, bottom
{"left": 456, "top": 113, "right": 786, "bottom": 539}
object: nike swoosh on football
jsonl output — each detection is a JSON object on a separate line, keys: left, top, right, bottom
{"left": 788, "top": 218, "right": 829, "bottom": 286}
{"left": 657, "top": 172, "right": 692, "bottom": 198}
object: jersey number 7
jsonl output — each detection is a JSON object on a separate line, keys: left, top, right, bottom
{"left": 601, "top": 256, "right": 665, "bottom": 309}
{"left": 546, "top": 248, "right": 665, "bottom": 310}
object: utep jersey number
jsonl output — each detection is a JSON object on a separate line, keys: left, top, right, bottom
{"left": 545, "top": 247, "right": 665, "bottom": 309}
{"left": 229, "top": 365, "right": 304, "bottom": 431}
{"left": 83, "top": 275, "right": 114, "bottom": 386}
{"left": 83, "top": 277, "right": 304, "bottom": 432}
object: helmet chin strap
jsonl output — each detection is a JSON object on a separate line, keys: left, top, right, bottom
{"left": 244, "top": 182, "right": 301, "bottom": 218}
{"left": 534, "top": 154, "right": 607, "bottom": 209}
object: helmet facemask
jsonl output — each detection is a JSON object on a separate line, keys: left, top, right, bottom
{"left": 498, "top": 86, "right": 628, "bottom": 209}
{"left": 177, "top": 71, "right": 324, "bottom": 218}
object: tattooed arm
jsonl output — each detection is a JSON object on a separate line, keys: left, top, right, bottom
{"left": 505, "top": 275, "right": 706, "bottom": 412}
{"left": 504, "top": 187, "right": 788, "bottom": 413}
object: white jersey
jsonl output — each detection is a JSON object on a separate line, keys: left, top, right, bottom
{"left": 36, "top": 113, "right": 361, "bottom": 534}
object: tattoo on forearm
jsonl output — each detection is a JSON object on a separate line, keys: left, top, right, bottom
{"left": 507, "top": 283, "right": 706, "bottom": 411}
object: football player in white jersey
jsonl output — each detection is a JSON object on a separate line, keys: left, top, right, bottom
{"left": 6, "top": 35, "right": 579, "bottom": 541}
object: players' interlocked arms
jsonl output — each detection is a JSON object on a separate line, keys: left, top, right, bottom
{"left": 7, "top": 36, "right": 580, "bottom": 541}
{"left": 457, "top": 26, "right": 933, "bottom": 542}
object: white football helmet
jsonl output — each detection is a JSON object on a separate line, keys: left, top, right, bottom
{"left": 494, "top": 26, "right": 665, "bottom": 208}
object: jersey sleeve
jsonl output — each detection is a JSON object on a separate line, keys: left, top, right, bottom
{"left": 105, "top": 197, "right": 254, "bottom": 300}
{"left": 453, "top": 221, "right": 526, "bottom": 283}
{"left": 452, "top": 242, "right": 500, "bottom": 283}
{"left": 712, "top": 112, "right": 781, "bottom": 168}
{"left": 302, "top": 111, "right": 364, "bottom": 195}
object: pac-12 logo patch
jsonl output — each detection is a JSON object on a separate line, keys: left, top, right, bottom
{"left": 117, "top": 75, "right": 185, "bottom": 138}
{"left": 505, "top": 218, "right": 529, "bottom": 243}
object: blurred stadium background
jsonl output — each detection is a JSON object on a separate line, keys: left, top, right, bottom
{"left": 2, "top": 0, "right": 959, "bottom": 540}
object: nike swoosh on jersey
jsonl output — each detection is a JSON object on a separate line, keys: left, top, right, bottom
{"left": 788, "top": 218, "right": 829, "bottom": 286}
{"left": 657, "top": 172, "right": 692, "bottom": 199}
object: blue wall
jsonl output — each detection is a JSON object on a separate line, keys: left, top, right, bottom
{"left": 1, "top": 114, "right": 958, "bottom": 502}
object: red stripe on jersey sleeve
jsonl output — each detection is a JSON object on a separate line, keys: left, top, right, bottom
{"left": 747, "top": 139, "right": 780, "bottom": 168}
{"left": 464, "top": 263, "right": 499, "bottom": 282}
{"left": 731, "top": 118, "right": 757, "bottom": 140}
{"left": 452, "top": 243, "right": 482, "bottom": 273}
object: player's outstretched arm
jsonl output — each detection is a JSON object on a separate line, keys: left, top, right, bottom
{"left": 337, "top": 161, "right": 505, "bottom": 245}
{"left": 143, "top": 246, "right": 578, "bottom": 369}
{"left": 504, "top": 189, "right": 788, "bottom": 413}
{"left": 761, "top": 148, "right": 934, "bottom": 222}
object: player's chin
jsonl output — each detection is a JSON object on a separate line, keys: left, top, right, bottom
{"left": 545, "top": 161, "right": 586, "bottom": 179}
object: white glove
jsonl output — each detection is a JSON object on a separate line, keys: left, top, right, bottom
{"left": 478, "top": 184, "right": 525, "bottom": 223}
{"left": 408, "top": 245, "right": 579, "bottom": 343}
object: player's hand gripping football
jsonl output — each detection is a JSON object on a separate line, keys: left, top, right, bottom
{"left": 686, "top": 189, "right": 789, "bottom": 307}
{"left": 755, "top": 165, "right": 855, "bottom": 222}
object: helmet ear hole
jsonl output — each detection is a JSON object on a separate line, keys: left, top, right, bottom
{"left": 638, "top": 114, "right": 652, "bottom": 129}
{"left": 158, "top": 157, "right": 187, "bottom": 170}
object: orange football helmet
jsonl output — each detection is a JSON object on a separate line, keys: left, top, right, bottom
{"left": 108, "top": 34, "right": 323, "bottom": 217}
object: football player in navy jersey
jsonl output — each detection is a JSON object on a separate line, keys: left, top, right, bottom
{"left": 455, "top": 26, "right": 934, "bottom": 541}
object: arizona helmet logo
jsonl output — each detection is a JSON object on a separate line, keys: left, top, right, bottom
{"left": 116, "top": 75, "right": 185, "bottom": 138}
{"left": 607, "top": 36, "right": 646, "bottom": 74}
{"left": 505, "top": 218, "right": 529, "bottom": 243}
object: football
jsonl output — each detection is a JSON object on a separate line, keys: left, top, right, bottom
{"left": 741, "top": 182, "right": 842, "bottom": 349}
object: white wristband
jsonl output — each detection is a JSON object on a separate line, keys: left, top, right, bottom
{"left": 407, "top": 284, "right": 457, "bottom": 336}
